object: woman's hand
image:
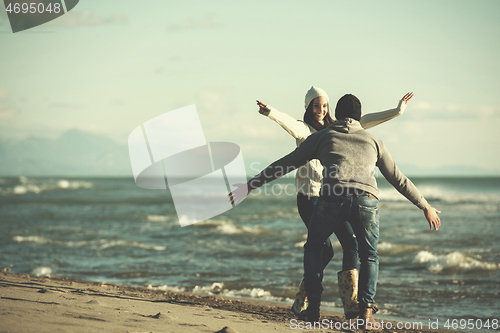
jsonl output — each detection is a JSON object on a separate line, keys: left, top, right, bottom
{"left": 257, "top": 100, "right": 269, "bottom": 114}
{"left": 402, "top": 92, "right": 414, "bottom": 104}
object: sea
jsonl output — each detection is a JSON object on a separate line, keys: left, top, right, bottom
{"left": 1, "top": 176, "right": 499, "bottom": 332}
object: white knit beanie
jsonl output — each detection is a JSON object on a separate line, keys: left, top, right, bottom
{"left": 304, "top": 86, "right": 329, "bottom": 109}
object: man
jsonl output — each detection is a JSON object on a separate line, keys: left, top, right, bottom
{"left": 229, "top": 93, "right": 441, "bottom": 330}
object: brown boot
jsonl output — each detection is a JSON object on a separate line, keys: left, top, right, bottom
{"left": 291, "top": 279, "right": 308, "bottom": 315}
{"left": 359, "top": 303, "right": 381, "bottom": 331}
{"left": 298, "top": 297, "right": 320, "bottom": 322}
{"left": 337, "top": 269, "right": 359, "bottom": 319}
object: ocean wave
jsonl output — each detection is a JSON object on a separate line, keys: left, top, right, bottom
{"left": 146, "top": 215, "right": 169, "bottom": 222}
{"left": 0, "top": 176, "right": 93, "bottom": 196}
{"left": 12, "top": 236, "right": 166, "bottom": 251}
{"left": 191, "top": 282, "right": 283, "bottom": 302}
{"left": 13, "top": 236, "right": 53, "bottom": 244}
{"left": 294, "top": 240, "right": 306, "bottom": 249}
{"left": 196, "top": 219, "right": 268, "bottom": 235}
{"left": 56, "top": 179, "right": 93, "bottom": 190}
{"left": 414, "top": 251, "right": 499, "bottom": 273}
{"left": 378, "top": 242, "right": 423, "bottom": 256}
{"left": 32, "top": 267, "right": 52, "bottom": 277}
{"left": 98, "top": 240, "right": 166, "bottom": 251}
{"left": 151, "top": 282, "right": 284, "bottom": 302}
{"left": 149, "top": 284, "right": 187, "bottom": 292}
{"left": 378, "top": 186, "right": 500, "bottom": 205}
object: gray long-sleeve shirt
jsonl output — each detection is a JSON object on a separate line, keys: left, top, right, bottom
{"left": 261, "top": 100, "right": 406, "bottom": 196}
{"left": 249, "top": 118, "right": 428, "bottom": 209}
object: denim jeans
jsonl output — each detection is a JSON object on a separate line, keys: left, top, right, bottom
{"left": 297, "top": 193, "right": 334, "bottom": 269}
{"left": 304, "top": 194, "right": 379, "bottom": 305}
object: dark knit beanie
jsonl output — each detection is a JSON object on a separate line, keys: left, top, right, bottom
{"left": 335, "top": 94, "right": 361, "bottom": 121}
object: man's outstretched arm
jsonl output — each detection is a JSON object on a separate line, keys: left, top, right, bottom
{"left": 377, "top": 143, "right": 441, "bottom": 231}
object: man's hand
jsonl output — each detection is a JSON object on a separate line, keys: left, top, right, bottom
{"left": 228, "top": 183, "right": 251, "bottom": 206}
{"left": 423, "top": 204, "right": 441, "bottom": 230}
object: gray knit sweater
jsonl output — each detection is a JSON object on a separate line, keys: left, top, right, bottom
{"left": 248, "top": 118, "right": 428, "bottom": 209}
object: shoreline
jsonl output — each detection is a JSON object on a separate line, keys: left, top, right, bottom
{"left": 0, "top": 271, "right": 464, "bottom": 333}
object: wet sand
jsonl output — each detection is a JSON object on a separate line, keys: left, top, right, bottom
{"left": 0, "top": 270, "right": 462, "bottom": 333}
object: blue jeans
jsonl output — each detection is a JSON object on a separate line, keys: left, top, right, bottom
{"left": 297, "top": 193, "right": 358, "bottom": 271}
{"left": 304, "top": 194, "right": 379, "bottom": 305}
{"left": 297, "top": 193, "right": 334, "bottom": 269}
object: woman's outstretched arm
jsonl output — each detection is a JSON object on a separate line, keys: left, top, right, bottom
{"left": 257, "top": 100, "right": 311, "bottom": 140}
{"left": 360, "top": 92, "right": 414, "bottom": 130}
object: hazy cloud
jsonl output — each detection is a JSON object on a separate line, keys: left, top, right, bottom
{"left": 411, "top": 101, "right": 500, "bottom": 120}
{"left": 195, "top": 86, "right": 233, "bottom": 119}
{"left": 167, "top": 13, "right": 222, "bottom": 32}
{"left": 48, "top": 102, "right": 82, "bottom": 109}
{"left": 0, "top": 7, "right": 11, "bottom": 31}
{"left": 413, "top": 102, "right": 431, "bottom": 110}
{"left": 0, "top": 89, "right": 17, "bottom": 120}
{"left": 50, "top": 10, "right": 127, "bottom": 27}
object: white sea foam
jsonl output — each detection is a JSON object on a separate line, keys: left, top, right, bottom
{"left": 12, "top": 236, "right": 166, "bottom": 251}
{"left": 13, "top": 236, "right": 51, "bottom": 244}
{"left": 378, "top": 185, "right": 500, "bottom": 205}
{"left": 147, "top": 215, "right": 169, "bottom": 222}
{"left": 0, "top": 177, "right": 93, "bottom": 196}
{"left": 192, "top": 282, "right": 224, "bottom": 294}
{"left": 294, "top": 240, "right": 306, "bottom": 249}
{"left": 152, "top": 283, "right": 282, "bottom": 301}
{"left": 56, "top": 179, "right": 93, "bottom": 190}
{"left": 188, "top": 282, "right": 283, "bottom": 302}
{"left": 32, "top": 267, "right": 52, "bottom": 277}
{"left": 198, "top": 219, "right": 268, "bottom": 235}
{"left": 377, "top": 242, "right": 422, "bottom": 256}
{"left": 223, "top": 287, "right": 279, "bottom": 300}
{"left": 414, "top": 250, "right": 499, "bottom": 273}
{"left": 153, "top": 285, "right": 187, "bottom": 292}
{"left": 98, "top": 240, "right": 166, "bottom": 251}
{"left": 217, "top": 223, "right": 266, "bottom": 235}
{"left": 13, "top": 185, "right": 27, "bottom": 195}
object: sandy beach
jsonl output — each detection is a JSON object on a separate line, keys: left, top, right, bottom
{"left": 0, "top": 270, "right": 464, "bottom": 333}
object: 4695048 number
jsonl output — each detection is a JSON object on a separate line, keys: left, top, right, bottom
{"left": 444, "top": 318, "right": 498, "bottom": 330}
{"left": 5, "top": 2, "right": 61, "bottom": 14}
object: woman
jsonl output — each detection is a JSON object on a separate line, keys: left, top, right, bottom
{"left": 257, "top": 86, "right": 413, "bottom": 318}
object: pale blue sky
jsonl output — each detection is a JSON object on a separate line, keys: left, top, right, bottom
{"left": 1, "top": 0, "right": 499, "bottom": 174}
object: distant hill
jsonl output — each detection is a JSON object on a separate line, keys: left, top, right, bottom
{"left": 0, "top": 129, "right": 132, "bottom": 176}
{"left": 396, "top": 163, "right": 500, "bottom": 177}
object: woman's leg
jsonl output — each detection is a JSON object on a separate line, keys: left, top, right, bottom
{"left": 297, "top": 193, "right": 334, "bottom": 268}
{"left": 292, "top": 193, "right": 333, "bottom": 315}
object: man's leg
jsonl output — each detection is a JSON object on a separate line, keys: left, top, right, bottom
{"left": 350, "top": 196, "right": 381, "bottom": 330}
{"left": 334, "top": 220, "right": 358, "bottom": 271}
{"left": 350, "top": 196, "right": 379, "bottom": 305}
